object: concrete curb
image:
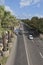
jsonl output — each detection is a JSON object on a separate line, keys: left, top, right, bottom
{"left": 5, "top": 35, "right": 17, "bottom": 65}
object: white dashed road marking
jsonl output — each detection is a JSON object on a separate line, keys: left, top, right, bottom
{"left": 39, "top": 52, "right": 43, "bottom": 58}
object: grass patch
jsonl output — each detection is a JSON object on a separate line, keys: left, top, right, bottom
{"left": 0, "top": 56, "right": 8, "bottom": 65}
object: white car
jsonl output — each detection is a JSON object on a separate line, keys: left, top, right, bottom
{"left": 29, "top": 35, "right": 33, "bottom": 40}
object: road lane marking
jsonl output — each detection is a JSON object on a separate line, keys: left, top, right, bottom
{"left": 23, "top": 34, "right": 30, "bottom": 65}
{"left": 32, "top": 40, "right": 43, "bottom": 59}
{"left": 22, "top": 26, "right": 30, "bottom": 65}
{"left": 39, "top": 52, "right": 43, "bottom": 58}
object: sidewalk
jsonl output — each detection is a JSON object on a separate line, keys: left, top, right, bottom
{"left": 5, "top": 35, "right": 17, "bottom": 65}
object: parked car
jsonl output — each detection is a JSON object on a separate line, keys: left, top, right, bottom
{"left": 29, "top": 35, "right": 33, "bottom": 40}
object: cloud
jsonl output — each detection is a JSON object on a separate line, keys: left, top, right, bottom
{"left": 5, "top": 5, "right": 14, "bottom": 15}
{"left": 17, "top": 13, "right": 43, "bottom": 19}
{"left": 32, "top": 0, "right": 40, "bottom": 4}
{"left": 34, "top": 14, "right": 43, "bottom": 18}
{"left": 20, "top": 0, "right": 32, "bottom": 7}
{"left": 0, "top": 0, "right": 5, "bottom": 5}
{"left": 16, "top": 13, "right": 32, "bottom": 19}
{"left": 20, "top": 0, "right": 40, "bottom": 8}
{"left": 22, "top": 13, "right": 32, "bottom": 19}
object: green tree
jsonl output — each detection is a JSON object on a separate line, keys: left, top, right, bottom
{"left": 0, "top": 6, "right": 4, "bottom": 27}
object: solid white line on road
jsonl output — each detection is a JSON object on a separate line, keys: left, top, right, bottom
{"left": 23, "top": 34, "right": 30, "bottom": 65}
{"left": 39, "top": 52, "right": 43, "bottom": 58}
{"left": 22, "top": 24, "right": 31, "bottom": 65}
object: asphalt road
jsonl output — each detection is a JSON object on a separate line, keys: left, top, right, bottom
{"left": 23, "top": 23, "right": 43, "bottom": 65}
{"left": 6, "top": 22, "right": 43, "bottom": 65}
{"left": 14, "top": 32, "right": 28, "bottom": 65}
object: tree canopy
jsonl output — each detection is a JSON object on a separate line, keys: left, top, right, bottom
{"left": 21, "top": 17, "right": 43, "bottom": 33}
{"left": 0, "top": 5, "right": 19, "bottom": 35}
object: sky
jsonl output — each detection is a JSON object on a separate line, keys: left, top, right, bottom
{"left": 0, "top": 0, "right": 43, "bottom": 19}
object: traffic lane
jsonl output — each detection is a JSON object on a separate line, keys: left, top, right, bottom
{"left": 33, "top": 38, "right": 43, "bottom": 58}
{"left": 14, "top": 34, "right": 28, "bottom": 65}
{"left": 23, "top": 23, "right": 43, "bottom": 54}
{"left": 23, "top": 25, "right": 43, "bottom": 65}
{"left": 23, "top": 23, "right": 43, "bottom": 65}
{"left": 25, "top": 36, "right": 43, "bottom": 65}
